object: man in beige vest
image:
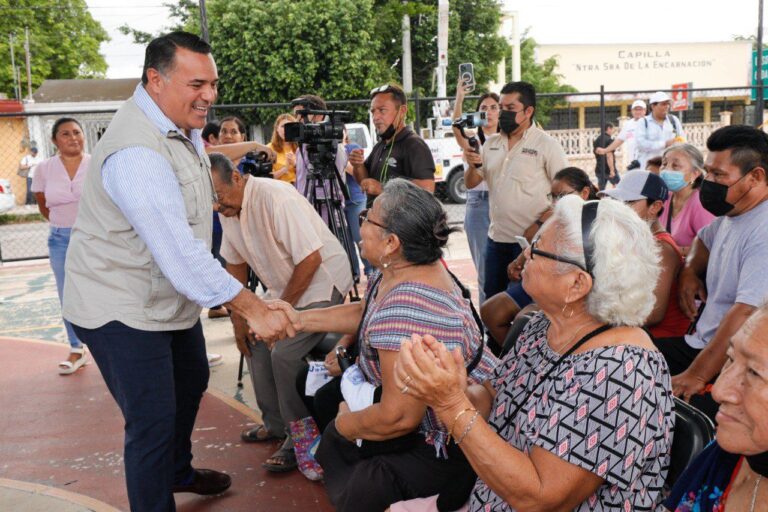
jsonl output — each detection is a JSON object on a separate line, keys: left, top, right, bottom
{"left": 62, "top": 32, "right": 292, "bottom": 511}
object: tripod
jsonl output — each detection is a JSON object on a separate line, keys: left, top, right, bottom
{"left": 301, "top": 143, "right": 361, "bottom": 300}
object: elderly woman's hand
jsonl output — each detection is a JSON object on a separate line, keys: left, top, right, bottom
{"left": 394, "top": 334, "right": 467, "bottom": 413}
{"left": 265, "top": 299, "right": 305, "bottom": 332}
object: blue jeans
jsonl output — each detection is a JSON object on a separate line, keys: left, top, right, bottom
{"left": 48, "top": 227, "right": 82, "bottom": 349}
{"left": 463, "top": 191, "right": 490, "bottom": 304}
{"left": 483, "top": 238, "right": 522, "bottom": 302}
{"left": 344, "top": 199, "right": 373, "bottom": 277}
{"left": 73, "top": 320, "right": 209, "bottom": 512}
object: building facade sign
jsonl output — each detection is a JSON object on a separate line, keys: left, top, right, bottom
{"left": 537, "top": 42, "right": 752, "bottom": 92}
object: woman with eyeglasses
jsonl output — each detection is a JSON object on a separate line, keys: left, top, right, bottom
{"left": 390, "top": 196, "right": 674, "bottom": 512}
{"left": 481, "top": 167, "right": 597, "bottom": 347}
{"left": 451, "top": 80, "right": 500, "bottom": 306}
{"left": 269, "top": 179, "right": 498, "bottom": 511}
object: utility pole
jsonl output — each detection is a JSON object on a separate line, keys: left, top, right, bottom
{"left": 402, "top": 10, "right": 413, "bottom": 94}
{"left": 198, "top": 0, "right": 210, "bottom": 43}
{"left": 24, "top": 27, "right": 33, "bottom": 100}
{"left": 510, "top": 11, "right": 521, "bottom": 82}
{"left": 9, "top": 34, "right": 20, "bottom": 100}
{"left": 757, "top": 0, "right": 765, "bottom": 127}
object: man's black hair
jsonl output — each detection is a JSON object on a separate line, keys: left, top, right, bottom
{"left": 209, "top": 152, "right": 236, "bottom": 185}
{"left": 500, "top": 81, "right": 537, "bottom": 114}
{"left": 371, "top": 84, "right": 407, "bottom": 107}
{"left": 141, "top": 31, "right": 212, "bottom": 85}
{"left": 291, "top": 94, "right": 327, "bottom": 111}
{"left": 605, "top": 122, "right": 615, "bottom": 130}
{"left": 707, "top": 125, "right": 768, "bottom": 179}
{"left": 202, "top": 121, "right": 220, "bottom": 143}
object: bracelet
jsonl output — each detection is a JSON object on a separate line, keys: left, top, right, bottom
{"left": 455, "top": 411, "right": 480, "bottom": 445}
{"left": 447, "top": 407, "right": 477, "bottom": 444}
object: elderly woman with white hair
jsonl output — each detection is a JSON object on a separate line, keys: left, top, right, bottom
{"left": 391, "top": 195, "right": 675, "bottom": 511}
{"left": 662, "top": 304, "right": 768, "bottom": 511}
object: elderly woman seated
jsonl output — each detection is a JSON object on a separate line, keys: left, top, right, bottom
{"left": 271, "top": 178, "right": 498, "bottom": 511}
{"left": 663, "top": 304, "right": 768, "bottom": 511}
{"left": 392, "top": 195, "right": 675, "bottom": 511}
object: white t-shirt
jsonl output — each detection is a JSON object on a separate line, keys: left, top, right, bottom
{"left": 20, "top": 154, "right": 43, "bottom": 178}
{"left": 616, "top": 118, "right": 640, "bottom": 163}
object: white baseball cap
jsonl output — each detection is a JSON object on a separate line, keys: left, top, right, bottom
{"left": 649, "top": 91, "right": 671, "bottom": 105}
{"left": 599, "top": 170, "right": 669, "bottom": 202}
{"left": 631, "top": 99, "right": 646, "bottom": 110}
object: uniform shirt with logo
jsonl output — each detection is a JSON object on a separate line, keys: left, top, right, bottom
{"left": 478, "top": 126, "right": 569, "bottom": 243}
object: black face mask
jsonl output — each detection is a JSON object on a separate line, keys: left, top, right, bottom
{"left": 378, "top": 124, "right": 396, "bottom": 141}
{"left": 499, "top": 109, "right": 521, "bottom": 134}
{"left": 378, "top": 109, "right": 404, "bottom": 141}
{"left": 699, "top": 173, "right": 750, "bottom": 217}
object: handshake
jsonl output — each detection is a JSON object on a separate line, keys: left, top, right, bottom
{"left": 229, "top": 298, "right": 304, "bottom": 355}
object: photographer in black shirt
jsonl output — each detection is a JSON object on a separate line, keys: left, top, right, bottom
{"left": 350, "top": 84, "right": 435, "bottom": 207}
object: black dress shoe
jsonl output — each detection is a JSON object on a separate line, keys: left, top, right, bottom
{"left": 172, "top": 469, "right": 232, "bottom": 495}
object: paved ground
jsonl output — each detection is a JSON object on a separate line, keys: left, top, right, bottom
{"left": 0, "top": 230, "right": 478, "bottom": 511}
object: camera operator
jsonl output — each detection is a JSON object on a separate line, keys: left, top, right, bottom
{"left": 350, "top": 83, "right": 435, "bottom": 208}
{"left": 292, "top": 94, "right": 348, "bottom": 203}
{"left": 209, "top": 152, "right": 353, "bottom": 480}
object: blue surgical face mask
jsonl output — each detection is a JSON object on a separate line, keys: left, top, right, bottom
{"left": 660, "top": 169, "right": 688, "bottom": 192}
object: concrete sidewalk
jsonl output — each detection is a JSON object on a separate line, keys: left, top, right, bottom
{"left": 0, "top": 232, "right": 479, "bottom": 511}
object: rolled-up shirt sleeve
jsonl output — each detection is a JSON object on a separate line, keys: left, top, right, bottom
{"left": 103, "top": 147, "right": 243, "bottom": 308}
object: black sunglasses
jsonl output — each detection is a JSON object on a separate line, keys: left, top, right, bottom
{"left": 358, "top": 209, "right": 388, "bottom": 230}
{"left": 529, "top": 200, "right": 599, "bottom": 276}
{"left": 530, "top": 237, "right": 590, "bottom": 274}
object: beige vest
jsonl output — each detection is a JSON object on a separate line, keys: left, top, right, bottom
{"left": 63, "top": 96, "right": 214, "bottom": 331}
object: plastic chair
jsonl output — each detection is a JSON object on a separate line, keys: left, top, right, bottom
{"left": 666, "top": 397, "right": 716, "bottom": 487}
{"left": 499, "top": 312, "right": 535, "bottom": 358}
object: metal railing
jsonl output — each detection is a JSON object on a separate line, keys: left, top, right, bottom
{"left": 0, "top": 84, "right": 757, "bottom": 262}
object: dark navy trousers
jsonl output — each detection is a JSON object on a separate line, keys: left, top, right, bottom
{"left": 73, "top": 320, "right": 209, "bottom": 512}
{"left": 482, "top": 237, "right": 523, "bottom": 302}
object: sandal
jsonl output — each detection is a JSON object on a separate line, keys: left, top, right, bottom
{"left": 58, "top": 347, "right": 87, "bottom": 376}
{"left": 262, "top": 440, "right": 298, "bottom": 473}
{"left": 240, "top": 424, "right": 283, "bottom": 443}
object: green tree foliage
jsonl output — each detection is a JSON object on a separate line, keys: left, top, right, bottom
{"left": 373, "top": 0, "right": 507, "bottom": 98}
{"left": 0, "top": 0, "right": 109, "bottom": 99}
{"left": 512, "top": 31, "right": 576, "bottom": 126}
{"left": 121, "top": 0, "right": 509, "bottom": 124}
{"left": 206, "top": 0, "right": 390, "bottom": 123}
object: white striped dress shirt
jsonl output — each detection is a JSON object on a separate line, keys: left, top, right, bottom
{"left": 102, "top": 84, "right": 242, "bottom": 309}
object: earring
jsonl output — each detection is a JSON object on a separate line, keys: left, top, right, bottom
{"left": 380, "top": 254, "right": 392, "bottom": 269}
{"left": 561, "top": 302, "right": 574, "bottom": 319}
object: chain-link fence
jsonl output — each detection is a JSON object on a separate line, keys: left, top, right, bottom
{"left": 0, "top": 85, "right": 756, "bottom": 262}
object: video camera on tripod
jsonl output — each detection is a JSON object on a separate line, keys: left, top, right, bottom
{"left": 283, "top": 99, "right": 360, "bottom": 293}
{"left": 284, "top": 103, "right": 351, "bottom": 178}
{"left": 452, "top": 111, "right": 487, "bottom": 169}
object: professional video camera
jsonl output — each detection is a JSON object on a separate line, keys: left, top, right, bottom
{"left": 239, "top": 151, "right": 273, "bottom": 178}
{"left": 283, "top": 107, "right": 351, "bottom": 178}
{"left": 452, "top": 111, "right": 488, "bottom": 168}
